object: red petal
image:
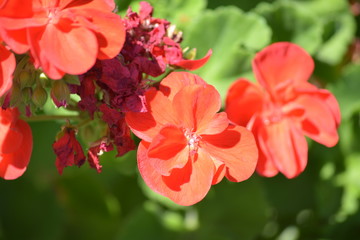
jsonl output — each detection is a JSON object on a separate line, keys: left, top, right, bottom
{"left": 126, "top": 88, "right": 178, "bottom": 141}
{"left": 0, "top": 0, "right": 32, "bottom": 17}
{"left": 0, "top": 119, "right": 32, "bottom": 180}
{"left": 174, "top": 49, "right": 212, "bottom": 71}
{"left": 296, "top": 84, "right": 341, "bottom": 127}
{"left": 138, "top": 141, "right": 215, "bottom": 206}
{"left": 63, "top": 0, "right": 114, "bottom": 11}
{"left": 294, "top": 94, "right": 339, "bottom": 147}
{"left": 159, "top": 71, "right": 206, "bottom": 100}
{"left": 72, "top": 8, "right": 125, "bottom": 59}
{"left": 253, "top": 42, "right": 314, "bottom": 94}
{"left": 38, "top": 23, "right": 98, "bottom": 77}
{"left": 147, "top": 125, "right": 188, "bottom": 175}
{"left": 225, "top": 79, "right": 264, "bottom": 127}
{"left": 202, "top": 124, "right": 258, "bottom": 182}
{"left": 258, "top": 119, "right": 308, "bottom": 179}
{"left": 198, "top": 112, "right": 229, "bottom": 135}
{"left": 172, "top": 84, "right": 221, "bottom": 131}
{"left": 0, "top": 44, "right": 15, "bottom": 97}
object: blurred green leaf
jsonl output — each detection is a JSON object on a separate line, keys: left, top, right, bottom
{"left": 116, "top": 205, "right": 174, "bottom": 240}
{"left": 207, "top": 0, "right": 275, "bottom": 12}
{"left": 182, "top": 6, "right": 271, "bottom": 98}
{"left": 121, "top": 0, "right": 206, "bottom": 30}
{"left": 329, "top": 64, "right": 360, "bottom": 120}
{"left": 254, "top": 0, "right": 323, "bottom": 54}
{"left": 0, "top": 179, "right": 63, "bottom": 240}
{"left": 194, "top": 178, "right": 269, "bottom": 240}
{"left": 336, "top": 153, "right": 360, "bottom": 221}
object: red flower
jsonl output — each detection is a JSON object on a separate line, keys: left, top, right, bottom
{"left": 126, "top": 72, "right": 258, "bottom": 206}
{"left": 53, "top": 127, "right": 86, "bottom": 174}
{"left": 0, "top": 108, "right": 33, "bottom": 180}
{"left": 0, "top": 39, "right": 15, "bottom": 97}
{"left": 226, "top": 42, "right": 341, "bottom": 179}
{"left": 0, "top": 0, "right": 125, "bottom": 79}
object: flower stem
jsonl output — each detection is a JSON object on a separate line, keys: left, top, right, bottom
{"left": 22, "top": 114, "right": 80, "bottom": 122}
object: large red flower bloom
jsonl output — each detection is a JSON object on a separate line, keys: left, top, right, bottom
{"left": 226, "top": 42, "right": 341, "bottom": 179}
{"left": 0, "top": 0, "right": 125, "bottom": 79}
{"left": 126, "top": 72, "right": 258, "bottom": 206}
{"left": 0, "top": 108, "right": 33, "bottom": 180}
{"left": 0, "top": 39, "right": 15, "bottom": 97}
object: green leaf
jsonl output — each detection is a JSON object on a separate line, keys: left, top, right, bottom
{"left": 194, "top": 178, "right": 269, "bottom": 240}
{"left": 329, "top": 64, "right": 360, "bottom": 120}
{"left": 122, "top": 0, "right": 206, "bottom": 30}
{"left": 316, "top": 13, "right": 355, "bottom": 65}
{"left": 254, "top": 0, "right": 323, "bottom": 55}
{"left": 336, "top": 153, "right": 360, "bottom": 221}
{"left": 182, "top": 6, "right": 271, "bottom": 99}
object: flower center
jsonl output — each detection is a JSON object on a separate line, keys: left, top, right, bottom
{"left": 262, "top": 102, "right": 283, "bottom": 125}
{"left": 184, "top": 129, "right": 200, "bottom": 156}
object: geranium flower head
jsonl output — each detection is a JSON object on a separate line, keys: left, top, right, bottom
{"left": 1, "top": 0, "right": 126, "bottom": 79}
{"left": 0, "top": 107, "right": 33, "bottom": 180}
{"left": 226, "top": 42, "right": 341, "bottom": 179}
{"left": 126, "top": 72, "right": 258, "bottom": 206}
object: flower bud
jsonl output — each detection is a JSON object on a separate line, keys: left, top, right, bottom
{"left": 183, "top": 48, "right": 197, "bottom": 60}
{"left": 51, "top": 80, "right": 70, "bottom": 107}
{"left": 9, "top": 84, "right": 22, "bottom": 107}
{"left": 32, "top": 85, "right": 48, "bottom": 107}
{"left": 21, "top": 87, "right": 33, "bottom": 104}
{"left": 63, "top": 74, "right": 80, "bottom": 85}
{"left": 19, "top": 71, "right": 35, "bottom": 88}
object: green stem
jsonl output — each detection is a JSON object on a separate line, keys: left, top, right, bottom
{"left": 22, "top": 114, "right": 80, "bottom": 122}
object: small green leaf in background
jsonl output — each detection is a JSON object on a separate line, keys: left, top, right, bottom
{"left": 330, "top": 64, "right": 360, "bottom": 121}
{"left": 254, "top": 0, "right": 323, "bottom": 55}
{"left": 182, "top": 6, "right": 271, "bottom": 99}
{"left": 121, "top": 0, "right": 206, "bottom": 30}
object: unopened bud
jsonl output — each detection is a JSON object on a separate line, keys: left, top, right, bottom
{"left": 80, "top": 123, "right": 99, "bottom": 144}
{"left": 19, "top": 71, "right": 35, "bottom": 88}
{"left": 32, "top": 85, "right": 48, "bottom": 107}
{"left": 63, "top": 74, "right": 80, "bottom": 85}
{"left": 9, "top": 84, "right": 21, "bottom": 107}
{"left": 21, "top": 87, "right": 33, "bottom": 104}
{"left": 52, "top": 80, "right": 70, "bottom": 101}
{"left": 40, "top": 73, "right": 51, "bottom": 88}
{"left": 183, "top": 48, "right": 197, "bottom": 60}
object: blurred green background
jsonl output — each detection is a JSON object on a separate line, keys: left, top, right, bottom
{"left": 2, "top": 0, "right": 360, "bottom": 239}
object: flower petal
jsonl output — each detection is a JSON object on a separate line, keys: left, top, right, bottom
{"left": 126, "top": 88, "right": 178, "bottom": 141}
{"left": 0, "top": 119, "right": 32, "bottom": 180}
{"left": 253, "top": 42, "right": 314, "bottom": 93}
{"left": 201, "top": 124, "right": 258, "bottom": 182}
{"left": 138, "top": 141, "right": 215, "bottom": 206}
{"left": 0, "top": 44, "right": 15, "bottom": 97}
{"left": 258, "top": 119, "right": 308, "bottom": 179}
{"left": 294, "top": 94, "right": 339, "bottom": 147}
{"left": 198, "top": 112, "right": 229, "bottom": 135}
{"left": 172, "top": 84, "right": 221, "bottom": 131}
{"left": 159, "top": 71, "right": 207, "bottom": 100}
{"left": 72, "top": 8, "right": 125, "bottom": 59}
{"left": 173, "top": 49, "right": 212, "bottom": 71}
{"left": 225, "top": 78, "right": 264, "bottom": 127}
{"left": 148, "top": 125, "right": 188, "bottom": 175}
{"left": 38, "top": 23, "right": 98, "bottom": 77}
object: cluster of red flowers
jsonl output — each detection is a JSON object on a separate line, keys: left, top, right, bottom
{"left": 0, "top": 1, "right": 341, "bottom": 206}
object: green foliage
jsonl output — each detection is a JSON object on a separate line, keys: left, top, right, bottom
{"left": 1, "top": 0, "right": 360, "bottom": 239}
{"left": 182, "top": 6, "right": 271, "bottom": 98}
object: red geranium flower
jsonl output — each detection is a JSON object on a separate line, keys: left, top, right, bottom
{"left": 0, "top": 0, "right": 125, "bottom": 79}
{"left": 0, "top": 108, "right": 33, "bottom": 180}
{"left": 126, "top": 72, "right": 258, "bottom": 206}
{"left": 226, "top": 42, "right": 341, "bottom": 179}
{"left": 0, "top": 39, "right": 15, "bottom": 97}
